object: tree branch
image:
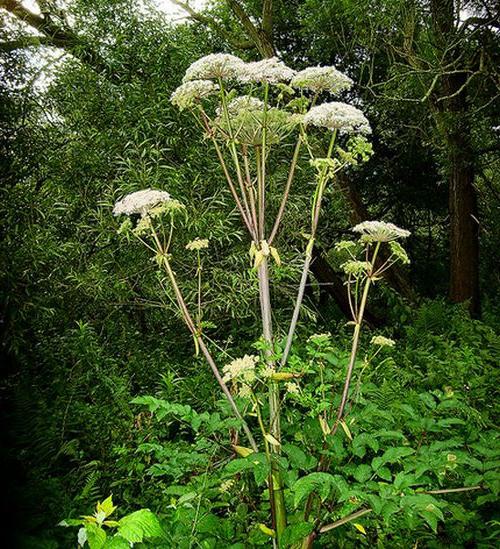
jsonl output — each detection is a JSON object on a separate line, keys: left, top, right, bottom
{"left": 170, "top": 0, "right": 254, "bottom": 50}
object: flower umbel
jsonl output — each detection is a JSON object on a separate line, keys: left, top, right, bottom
{"left": 186, "top": 238, "right": 209, "bottom": 251}
{"left": 222, "top": 355, "right": 259, "bottom": 383}
{"left": 170, "top": 80, "right": 219, "bottom": 110}
{"left": 291, "top": 66, "right": 353, "bottom": 94}
{"left": 113, "top": 189, "right": 171, "bottom": 217}
{"left": 370, "top": 335, "right": 396, "bottom": 347}
{"left": 304, "top": 102, "right": 371, "bottom": 135}
{"left": 352, "top": 221, "right": 411, "bottom": 242}
{"left": 183, "top": 53, "right": 245, "bottom": 82}
{"left": 236, "top": 57, "right": 296, "bottom": 84}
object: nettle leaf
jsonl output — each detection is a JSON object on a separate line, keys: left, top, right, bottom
{"left": 197, "top": 513, "right": 221, "bottom": 535}
{"left": 353, "top": 464, "right": 372, "bottom": 483}
{"left": 86, "top": 523, "right": 107, "bottom": 549}
{"left": 372, "top": 447, "right": 415, "bottom": 471}
{"left": 352, "top": 433, "right": 379, "bottom": 458}
{"left": 283, "top": 444, "right": 308, "bottom": 470}
{"left": 117, "top": 509, "right": 163, "bottom": 543}
{"left": 394, "top": 472, "right": 417, "bottom": 490}
{"left": 281, "top": 521, "right": 314, "bottom": 547}
{"left": 225, "top": 453, "right": 267, "bottom": 478}
{"left": 293, "top": 473, "right": 337, "bottom": 507}
{"left": 376, "top": 467, "right": 392, "bottom": 481}
{"left": 102, "top": 536, "right": 130, "bottom": 549}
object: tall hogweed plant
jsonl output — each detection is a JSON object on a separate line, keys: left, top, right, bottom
{"left": 110, "top": 55, "right": 485, "bottom": 547}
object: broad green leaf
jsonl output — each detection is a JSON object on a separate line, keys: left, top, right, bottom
{"left": 86, "top": 523, "right": 107, "bottom": 549}
{"left": 281, "top": 521, "right": 314, "bottom": 546}
{"left": 353, "top": 464, "right": 372, "bottom": 483}
{"left": 372, "top": 447, "right": 415, "bottom": 471}
{"left": 118, "top": 509, "right": 162, "bottom": 543}
{"left": 293, "top": 473, "right": 336, "bottom": 507}
{"left": 102, "top": 536, "right": 130, "bottom": 549}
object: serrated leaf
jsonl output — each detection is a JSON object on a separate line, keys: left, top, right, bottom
{"left": 86, "top": 523, "right": 107, "bottom": 549}
{"left": 353, "top": 464, "right": 372, "bottom": 483}
{"left": 293, "top": 473, "right": 336, "bottom": 507}
{"left": 97, "top": 496, "right": 116, "bottom": 519}
{"left": 102, "top": 536, "right": 130, "bottom": 549}
{"left": 117, "top": 509, "right": 162, "bottom": 543}
{"left": 281, "top": 522, "right": 314, "bottom": 546}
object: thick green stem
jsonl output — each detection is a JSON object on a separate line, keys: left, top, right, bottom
{"left": 257, "top": 256, "right": 286, "bottom": 539}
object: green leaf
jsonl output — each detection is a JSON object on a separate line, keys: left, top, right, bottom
{"left": 353, "top": 464, "right": 372, "bottom": 483}
{"left": 197, "top": 513, "right": 221, "bottom": 535}
{"left": 283, "top": 444, "right": 308, "bottom": 470}
{"left": 86, "top": 524, "right": 107, "bottom": 549}
{"left": 102, "top": 536, "right": 130, "bottom": 549}
{"left": 372, "top": 447, "right": 415, "bottom": 471}
{"left": 97, "top": 496, "right": 116, "bottom": 519}
{"left": 281, "top": 521, "right": 314, "bottom": 547}
{"left": 377, "top": 467, "right": 392, "bottom": 481}
{"left": 118, "top": 509, "right": 162, "bottom": 543}
{"left": 293, "top": 473, "right": 336, "bottom": 507}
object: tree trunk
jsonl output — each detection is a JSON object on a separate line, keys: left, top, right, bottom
{"left": 430, "top": 0, "right": 481, "bottom": 317}
{"left": 446, "top": 98, "right": 480, "bottom": 316}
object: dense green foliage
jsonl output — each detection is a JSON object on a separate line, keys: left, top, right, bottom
{"left": 0, "top": 1, "right": 499, "bottom": 547}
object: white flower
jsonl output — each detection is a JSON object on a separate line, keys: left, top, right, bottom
{"left": 183, "top": 53, "right": 245, "bottom": 82}
{"left": 222, "top": 354, "right": 259, "bottom": 383}
{"left": 219, "top": 479, "right": 235, "bottom": 493}
{"left": 291, "top": 66, "right": 353, "bottom": 94}
{"left": 307, "top": 332, "right": 331, "bottom": 345}
{"left": 304, "top": 102, "right": 371, "bottom": 134}
{"left": 226, "top": 95, "right": 265, "bottom": 115}
{"left": 260, "top": 366, "right": 274, "bottom": 378}
{"left": 170, "top": 80, "right": 219, "bottom": 110}
{"left": 113, "top": 189, "right": 171, "bottom": 217}
{"left": 370, "top": 335, "right": 396, "bottom": 347}
{"left": 236, "top": 57, "right": 296, "bottom": 84}
{"left": 352, "top": 221, "right": 410, "bottom": 242}
{"left": 285, "top": 382, "right": 299, "bottom": 394}
{"left": 238, "top": 384, "right": 253, "bottom": 398}
{"left": 186, "top": 238, "right": 209, "bottom": 251}
{"left": 341, "top": 260, "right": 372, "bottom": 276}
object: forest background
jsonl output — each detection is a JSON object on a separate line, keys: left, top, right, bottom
{"left": 0, "top": 0, "right": 499, "bottom": 547}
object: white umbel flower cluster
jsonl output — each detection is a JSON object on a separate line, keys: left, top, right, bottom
{"left": 216, "top": 95, "right": 265, "bottom": 118}
{"left": 222, "top": 354, "right": 259, "bottom": 383}
{"left": 113, "top": 189, "right": 171, "bottom": 217}
{"left": 227, "top": 95, "right": 265, "bottom": 115}
{"left": 291, "top": 66, "right": 353, "bottom": 94}
{"left": 352, "top": 221, "right": 410, "bottom": 242}
{"left": 185, "top": 238, "right": 209, "bottom": 251}
{"left": 371, "top": 335, "right": 396, "bottom": 347}
{"left": 183, "top": 53, "right": 245, "bottom": 82}
{"left": 170, "top": 80, "right": 219, "bottom": 110}
{"left": 304, "top": 102, "right": 371, "bottom": 134}
{"left": 236, "top": 57, "right": 296, "bottom": 84}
